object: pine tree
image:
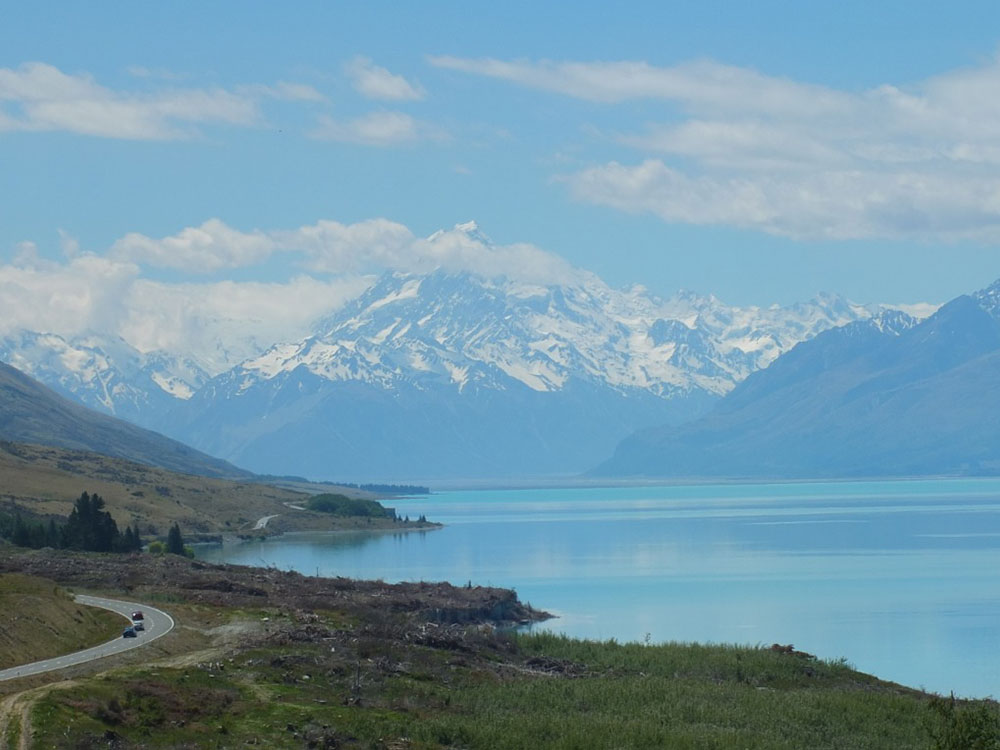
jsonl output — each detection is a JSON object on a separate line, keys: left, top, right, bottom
{"left": 166, "top": 523, "right": 185, "bottom": 555}
{"left": 12, "top": 514, "right": 29, "bottom": 547}
{"left": 64, "top": 492, "right": 121, "bottom": 552}
{"left": 46, "top": 519, "right": 60, "bottom": 548}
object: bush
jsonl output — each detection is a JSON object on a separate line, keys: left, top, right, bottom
{"left": 305, "top": 494, "right": 394, "bottom": 518}
{"left": 927, "top": 694, "right": 1000, "bottom": 750}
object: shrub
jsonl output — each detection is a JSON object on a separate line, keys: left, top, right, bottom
{"left": 305, "top": 494, "right": 394, "bottom": 518}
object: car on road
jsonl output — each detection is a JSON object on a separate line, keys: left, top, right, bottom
{"left": 122, "top": 626, "right": 137, "bottom": 638}
{"left": 133, "top": 620, "right": 145, "bottom": 631}
{"left": 131, "top": 610, "right": 144, "bottom": 621}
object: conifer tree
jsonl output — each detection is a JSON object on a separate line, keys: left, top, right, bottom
{"left": 166, "top": 523, "right": 185, "bottom": 555}
{"left": 64, "top": 491, "right": 121, "bottom": 552}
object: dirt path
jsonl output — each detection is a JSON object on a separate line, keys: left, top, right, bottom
{"left": 0, "top": 618, "right": 264, "bottom": 749}
{"left": 0, "top": 680, "right": 78, "bottom": 750}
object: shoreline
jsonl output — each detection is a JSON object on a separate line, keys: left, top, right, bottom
{"left": 2, "top": 546, "right": 992, "bottom": 749}
{"left": 413, "top": 473, "right": 1000, "bottom": 492}
{"left": 210, "top": 521, "right": 444, "bottom": 546}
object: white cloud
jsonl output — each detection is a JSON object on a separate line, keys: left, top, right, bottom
{"left": 435, "top": 53, "right": 1000, "bottom": 241}
{"left": 568, "top": 159, "right": 1000, "bottom": 241}
{"left": 57, "top": 229, "right": 80, "bottom": 258}
{"left": 239, "top": 81, "right": 327, "bottom": 102}
{"left": 120, "top": 275, "right": 371, "bottom": 371}
{"left": 0, "top": 62, "right": 259, "bottom": 139}
{"left": 0, "top": 253, "right": 139, "bottom": 338}
{"left": 0, "top": 62, "right": 324, "bottom": 140}
{"left": 346, "top": 56, "right": 424, "bottom": 101}
{"left": 126, "top": 66, "right": 187, "bottom": 81}
{"left": 0, "top": 248, "right": 370, "bottom": 373}
{"left": 1, "top": 218, "right": 584, "bottom": 373}
{"left": 413, "top": 222, "right": 580, "bottom": 284}
{"left": 108, "top": 216, "right": 580, "bottom": 285}
{"left": 276, "top": 218, "right": 416, "bottom": 272}
{"left": 110, "top": 219, "right": 276, "bottom": 272}
{"left": 428, "top": 56, "right": 847, "bottom": 116}
{"left": 310, "top": 110, "right": 440, "bottom": 146}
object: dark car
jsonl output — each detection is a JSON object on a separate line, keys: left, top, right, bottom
{"left": 122, "top": 626, "right": 137, "bottom": 638}
{"left": 131, "top": 610, "right": 144, "bottom": 621}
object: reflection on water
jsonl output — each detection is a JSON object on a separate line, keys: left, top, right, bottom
{"left": 199, "top": 478, "right": 1000, "bottom": 697}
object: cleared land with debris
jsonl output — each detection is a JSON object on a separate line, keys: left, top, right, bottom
{"left": 0, "top": 548, "right": 995, "bottom": 749}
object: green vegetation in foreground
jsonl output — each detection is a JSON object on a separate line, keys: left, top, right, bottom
{"left": 0, "top": 573, "right": 123, "bottom": 669}
{"left": 29, "top": 627, "right": 1000, "bottom": 749}
{"left": 7, "top": 549, "right": 995, "bottom": 749}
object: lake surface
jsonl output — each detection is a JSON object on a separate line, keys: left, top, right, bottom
{"left": 199, "top": 479, "right": 1000, "bottom": 697}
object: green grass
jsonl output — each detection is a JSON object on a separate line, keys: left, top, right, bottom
{"left": 32, "top": 626, "right": 991, "bottom": 749}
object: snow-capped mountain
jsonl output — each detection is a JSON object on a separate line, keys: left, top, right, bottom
{"left": 0, "top": 330, "right": 208, "bottom": 429}
{"left": 233, "top": 270, "right": 873, "bottom": 401}
{"left": 2, "top": 222, "right": 926, "bottom": 480}
{"left": 973, "top": 278, "right": 1000, "bottom": 320}
{"left": 157, "top": 264, "right": 884, "bottom": 480}
{"left": 595, "top": 281, "right": 1000, "bottom": 479}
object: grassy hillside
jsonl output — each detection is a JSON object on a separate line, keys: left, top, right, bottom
{"left": 0, "top": 573, "right": 122, "bottom": 669}
{"left": 0, "top": 441, "right": 392, "bottom": 537}
{"left": 0, "top": 360, "right": 248, "bottom": 479}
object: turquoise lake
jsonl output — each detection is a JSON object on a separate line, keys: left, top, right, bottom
{"left": 199, "top": 478, "right": 1000, "bottom": 698}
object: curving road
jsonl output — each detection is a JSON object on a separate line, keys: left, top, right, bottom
{"left": 0, "top": 595, "right": 174, "bottom": 682}
{"left": 252, "top": 514, "right": 280, "bottom": 530}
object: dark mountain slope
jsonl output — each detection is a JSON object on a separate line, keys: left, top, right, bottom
{"left": 0, "top": 361, "right": 249, "bottom": 479}
{"left": 595, "top": 290, "right": 1000, "bottom": 478}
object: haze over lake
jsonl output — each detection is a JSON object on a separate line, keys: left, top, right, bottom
{"left": 201, "top": 478, "right": 1000, "bottom": 698}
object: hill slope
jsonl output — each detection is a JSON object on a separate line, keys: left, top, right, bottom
{"left": 0, "top": 573, "right": 123, "bottom": 669}
{"left": 596, "top": 280, "right": 1000, "bottom": 478}
{"left": 0, "top": 441, "right": 384, "bottom": 537}
{"left": 0, "top": 361, "right": 248, "bottom": 479}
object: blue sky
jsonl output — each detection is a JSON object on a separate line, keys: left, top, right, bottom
{"left": 3, "top": 1, "right": 1000, "bottom": 351}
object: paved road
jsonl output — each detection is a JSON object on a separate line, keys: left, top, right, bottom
{"left": 0, "top": 595, "right": 175, "bottom": 682}
{"left": 253, "top": 514, "right": 280, "bottom": 530}
{"left": 254, "top": 502, "right": 308, "bottom": 529}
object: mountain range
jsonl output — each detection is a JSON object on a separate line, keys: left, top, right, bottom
{"left": 596, "top": 279, "right": 1000, "bottom": 478}
{"left": 1, "top": 222, "right": 889, "bottom": 480}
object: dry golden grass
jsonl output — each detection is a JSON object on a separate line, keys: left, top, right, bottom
{"left": 0, "top": 441, "right": 372, "bottom": 537}
{"left": 0, "top": 573, "right": 123, "bottom": 669}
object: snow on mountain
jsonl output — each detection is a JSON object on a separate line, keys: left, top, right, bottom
{"left": 0, "top": 330, "right": 209, "bottom": 427}
{"left": 974, "top": 278, "right": 1000, "bottom": 320}
{"left": 230, "top": 265, "right": 877, "bottom": 403}
{"left": 2, "top": 222, "right": 910, "bottom": 479}
{"left": 159, "top": 259, "right": 885, "bottom": 479}
{"left": 865, "top": 308, "right": 920, "bottom": 336}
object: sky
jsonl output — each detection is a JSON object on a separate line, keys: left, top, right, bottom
{"left": 3, "top": 1, "right": 1000, "bottom": 355}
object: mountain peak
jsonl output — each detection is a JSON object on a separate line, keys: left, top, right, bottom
{"left": 426, "top": 220, "right": 494, "bottom": 247}
{"left": 973, "top": 277, "right": 1000, "bottom": 320}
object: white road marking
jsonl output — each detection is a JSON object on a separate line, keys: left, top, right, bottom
{"left": 0, "top": 595, "right": 175, "bottom": 682}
